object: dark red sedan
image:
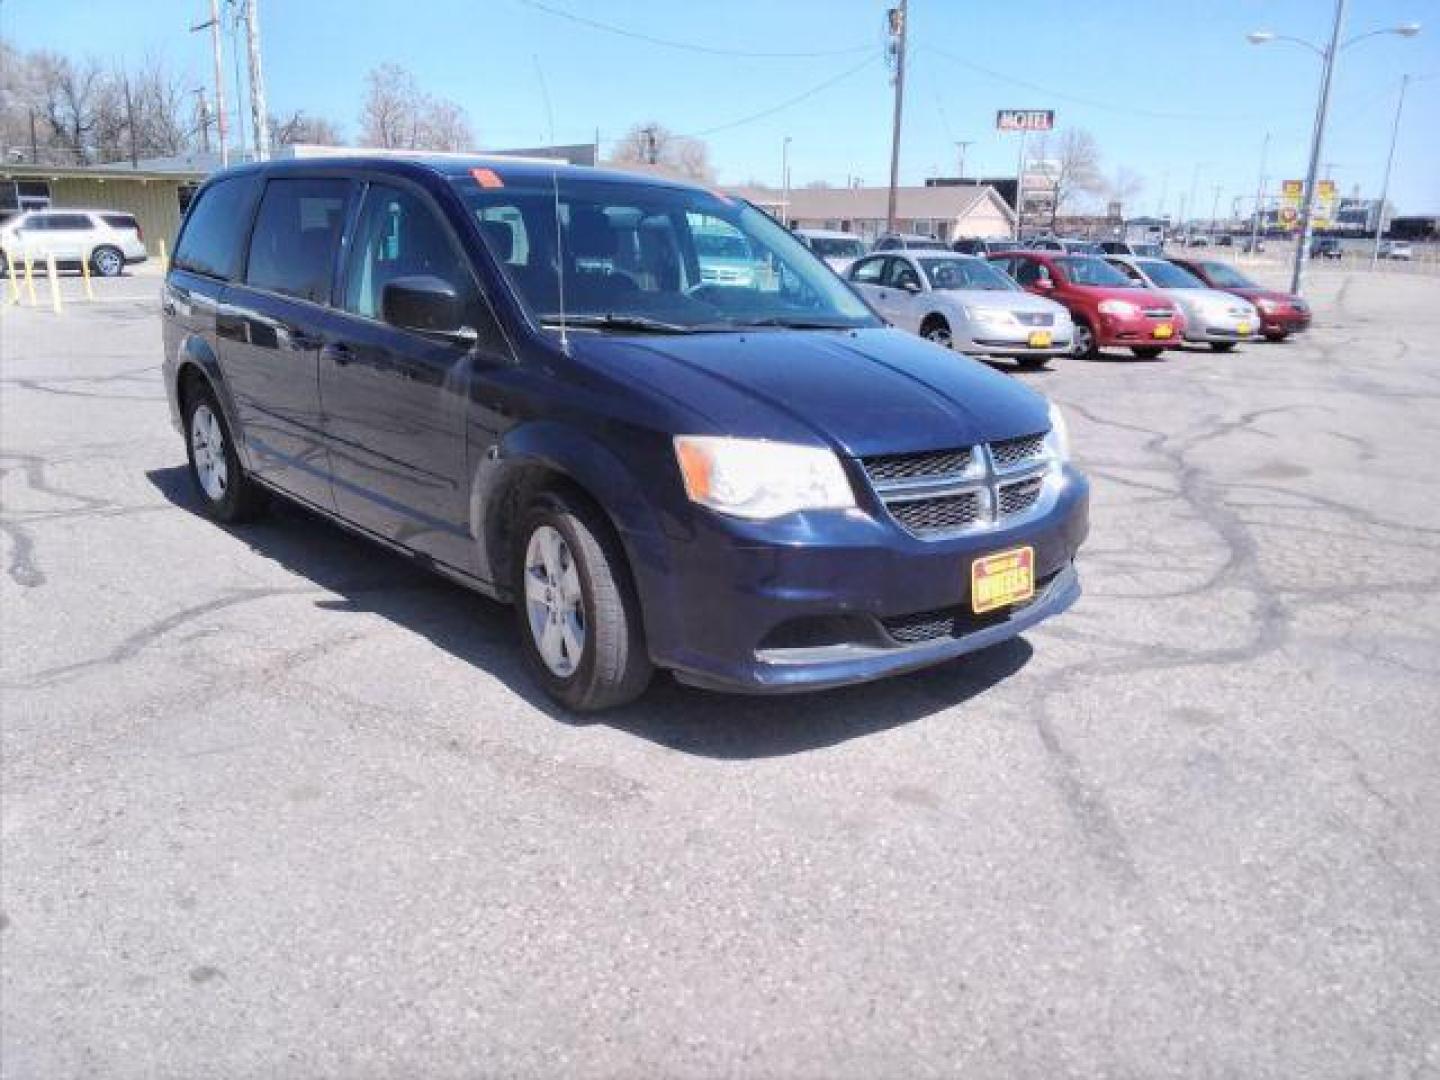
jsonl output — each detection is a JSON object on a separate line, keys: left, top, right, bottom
{"left": 1167, "top": 258, "right": 1311, "bottom": 342}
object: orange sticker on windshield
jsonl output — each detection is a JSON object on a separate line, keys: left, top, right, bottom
{"left": 471, "top": 167, "right": 504, "bottom": 189}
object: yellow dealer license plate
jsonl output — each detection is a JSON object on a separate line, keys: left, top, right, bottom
{"left": 1027, "top": 330, "right": 1052, "bottom": 348}
{"left": 1237, "top": 322, "right": 1252, "bottom": 336}
{"left": 971, "top": 546, "right": 1035, "bottom": 614}
{"left": 1152, "top": 324, "right": 1174, "bottom": 340}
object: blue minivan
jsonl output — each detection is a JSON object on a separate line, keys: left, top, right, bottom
{"left": 162, "top": 156, "right": 1089, "bottom": 710}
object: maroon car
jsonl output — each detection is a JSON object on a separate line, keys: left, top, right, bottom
{"left": 1168, "top": 258, "right": 1311, "bottom": 341}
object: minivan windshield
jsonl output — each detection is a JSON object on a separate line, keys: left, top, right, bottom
{"left": 916, "top": 257, "right": 1018, "bottom": 292}
{"left": 1054, "top": 256, "right": 1135, "bottom": 287}
{"left": 450, "top": 173, "right": 877, "bottom": 333}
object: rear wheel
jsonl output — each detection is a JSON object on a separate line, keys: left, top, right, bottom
{"left": 1072, "top": 320, "right": 1098, "bottom": 359}
{"left": 90, "top": 245, "right": 124, "bottom": 278}
{"left": 1131, "top": 346, "right": 1164, "bottom": 360}
{"left": 1210, "top": 341, "right": 1237, "bottom": 352}
{"left": 514, "top": 491, "right": 652, "bottom": 711}
{"left": 921, "top": 317, "right": 952, "bottom": 348}
{"left": 182, "top": 379, "right": 267, "bottom": 523}
{"left": 0, "top": 250, "right": 8, "bottom": 278}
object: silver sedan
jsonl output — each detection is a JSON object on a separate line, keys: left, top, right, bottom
{"left": 1105, "top": 255, "right": 1260, "bottom": 352}
{"left": 847, "top": 252, "right": 1074, "bottom": 369}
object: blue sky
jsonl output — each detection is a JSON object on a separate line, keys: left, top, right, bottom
{"left": 5, "top": 0, "right": 1437, "bottom": 214}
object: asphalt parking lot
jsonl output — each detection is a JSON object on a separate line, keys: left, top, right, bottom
{"left": 3, "top": 265, "right": 1439, "bottom": 1078}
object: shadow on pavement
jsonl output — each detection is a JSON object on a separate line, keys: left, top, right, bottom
{"left": 147, "top": 465, "right": 1033, "bottom": 760}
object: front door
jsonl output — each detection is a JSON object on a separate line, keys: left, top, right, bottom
{"left": 321, "top": 179, "right": 509, "bottom": 572}
{"left": 216, "top": 175, "right": 353, "bottom": 509}
{"left": 881, "top": 256, "right": 926, "bottom": 333}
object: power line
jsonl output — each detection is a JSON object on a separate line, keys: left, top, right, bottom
{"left": 514, "top": 0, "right": 872, "bottom": 59}
{"left": 690, "top": 54, "right": 879, "bottom": 137}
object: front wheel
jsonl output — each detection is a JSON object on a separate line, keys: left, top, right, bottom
{"left": 1210, "top": 341, "right": 1237, "bottom": 352}
{"left": 1131, "top": 346, "right": 1164, "bottom": 360}
{"left": 90, "top": 245, "right": 124, "bottom": 278}
{"left": 1263, "top": 331, "right": 1288, "bottom": 342}
{"left": 1015, "top": 355, "right": 1050, "bottom": 370}
{"left": 921, "top": 318, "right": 952, "bottom": 348}
{"left": 1072, "top": 321, "right": 1098, "bottom": 360}
{"left": 514, "top": 491, "right": 652, "bottom": 712}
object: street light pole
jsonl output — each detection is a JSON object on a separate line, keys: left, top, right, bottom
{"left": 1370, "top": 73, "right": 1409, "bottom": 266}
{"left": 781, "top": 136, "right": 792, "bottom": 228}
{"left": 191, "top": 1, "right": 229, "bottom": 167}
{"left": 1290, "top": 0, "right": 1346, "bottom": 295}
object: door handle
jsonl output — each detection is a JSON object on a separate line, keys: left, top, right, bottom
{"left": 320, "top": 341, "right": 354, "bottom": 366}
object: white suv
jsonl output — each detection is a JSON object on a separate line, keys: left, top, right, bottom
{"left": 0, "top": 209, "right": 148, "bottom": 278}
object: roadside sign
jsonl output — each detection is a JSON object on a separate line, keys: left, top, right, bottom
{"left": 1281, "top": 180, "right": 1304, "bottom": 231}
{"left": 997, "top": 109, "right": 1054, "bottom": 132}
{"left": 1314, "top": 180, "right": 1337, "bottom": 229}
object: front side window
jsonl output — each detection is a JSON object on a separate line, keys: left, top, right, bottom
{"left": 918, "top": 257, "right": 1018, "bottom": 292}
{"left": 1053, "top": 256, "right": 1132, "bottom": 287}
{"left": 173, "top": 174, "right": 261, "bottom": 280}
{"left": 884, "top": 258, "right": 922, "bottom": 290}
{"left": 342, "top": 183, "right": 471, "bottom": 320}
{"left": 1012, "top": 259, "right": 1049, "bottom": 287}
{"left": 849, "top": 257, "right": 886, "bottom": 284}
{"left": 245, "top": 177, "right": 351, "bottom": 303}
{"left": 451, "top": 174, "right": 876, "bottom": 331}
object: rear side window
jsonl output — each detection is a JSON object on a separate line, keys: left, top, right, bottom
{"left": 245, "top": 178, "right": 351, "bottom": 304}
{"left": 174, "top": 175, "right": 260, "bottom": 280}
{"left": 101, "top": 214, "right": 138, "bottom": 231}
{"left": 44, "top": 213, "right": 91, "bottom": 231}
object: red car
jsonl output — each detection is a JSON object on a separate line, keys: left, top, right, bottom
{"left": 989, "top": 251, "right": 1181, "bottom": 359}
{"left": 1167, "top": 258, "right": 1311, "bottom": 341}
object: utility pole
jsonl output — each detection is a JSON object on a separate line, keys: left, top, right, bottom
{"left": 244, "top": 0, "right": 270, "bottom": 160}
{"left": 195, "top": 89, "right": 212, "bottom": 153}
{"left": 28, "top": 107, "right": 38, "bottom": 163}
{"left": 1370, "top": 73, "right": 1409, "bottom": 266}
{"left": 885, "top": 1, "right": 907, "bottom": 233}
{"left": 124, "top": 77, "right": 139, "bottom": 167}
{"left": 1250, "top": 131, "right": 1270, "bottom": 254}
{"left": 191, "top": 0, "right": 229, "bottom": 166}
{"left": 1013, "top": 128, "right": 1028, "bottom": 239}
{"left": 228, "top": 4, "right": 248, "bottom": 160}
{"left": 954, "top": 139, "right": 973, "bottom": 180}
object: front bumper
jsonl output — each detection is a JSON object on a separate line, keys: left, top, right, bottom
{"left": 964, "top": 328, "right": 1073, "bottom": 357}
{"left": 1259, "top": 308, "right": 1310, "bottom": 335}
{"left": 1096, "top": 312, "right": 1179, "bottom": 348}
{"left": 631, "top": 469, "right": 1090, "bottom": 693}
{"left": 1182, "top": 314, "right": 1257, "bottom": 343}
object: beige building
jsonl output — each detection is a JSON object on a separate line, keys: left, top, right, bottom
{"left": 727, "top": 183, "right": 1017, "bottom": 243}
{"left": 1, "top": 162, "right": 205, "bottom": 257}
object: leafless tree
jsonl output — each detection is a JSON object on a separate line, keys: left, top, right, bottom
{"left": 34, "top": 52, "right": 105, "bottom": 163}
{"left": 270, "top": 111, "right": 343, "bottom": 147}
{"left": 610, "top": 122, "right": 714, "bottom": 182}
{"left": 1033, "top": 129, "right": 1105, "bottom": 228}
{"left": 1105, "top": 167, "right": 1145, "bottom": 215}
{"left": 358, "top": 64, "right": 474, "bottom": 151}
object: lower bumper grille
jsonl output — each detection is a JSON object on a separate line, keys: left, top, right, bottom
{"left": 881, "top": 571, "right": 1059, "bottom": 645}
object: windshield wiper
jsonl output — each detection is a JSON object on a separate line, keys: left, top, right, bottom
{"left": 727, "top": 316, "right": 860, "bottom": 330}
{"left": 542, "top": 313, "right": 695, "bottom": 334}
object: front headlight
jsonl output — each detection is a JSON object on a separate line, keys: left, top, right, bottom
{"left": 674, "top": 436, "right": 856, "bottom": 520}
{"left": 1097, "top": 299, "right": 1139, "bottom": 316}
{"left": 1256, "top": 298, "right": 1279, "bottom": 312}
{"left": 1044, "top": 401, "right": 1071, "bottom": 463}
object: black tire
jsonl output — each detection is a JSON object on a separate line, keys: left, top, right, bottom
{"left": 1210, "top": 341, "right": 1237, "bottom": 352}
{"left": 0, "top": 250, "right": 8, "bottom": 278}
{"left": 90, "top": 245, "right": 124, "bottom": 278}
{"left": 182, "top": 378, "right": 267, "bottom": 523}
{"left": 920, "top": 316, "right": 952, "bottom": 348}
{"left": 1264, "top": 331, "right": 1288, "bottom": 343}
{"left": 513, "top": 490, "right": 653, "bottom": 711}
{"left": 1131, "top": 346, "right": 1164, "bottom": 360}
{"left": 1015, "top": 354, "right": 1050, "bottom": 370}
{"left": 1072, "top": 319, "right": 1099, "bottom": 360}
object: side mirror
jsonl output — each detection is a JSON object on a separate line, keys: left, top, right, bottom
{"left": 381, "top": 275, "right": 474, "bottom": 341}
{"left": 901, "top": 280, "right": 922, "bottom": 294}
{"left": 1034, "top": 277, "right": 1054, "bottom": 291}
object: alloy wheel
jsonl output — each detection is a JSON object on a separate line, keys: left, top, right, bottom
{"left": 93, "top": 248, "right": 123, "bottom": 277}
{"left": 189, "top": 403, "right": 229, "bottom": 503}
{"left": 524, "top": 525, "right": 586, "bottom": 678}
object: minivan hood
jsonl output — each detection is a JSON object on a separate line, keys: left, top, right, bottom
{"left": 570, "top": 327, "right": 1049, "bottom": 458}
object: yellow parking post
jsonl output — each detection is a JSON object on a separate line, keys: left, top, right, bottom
{"left": 157, "top": 238, "right": 168, "bottom": 273}
{"left": 4, "top": 260, "right": 18, "bottom": 305}
{"left": 46, "top": 252, "right": 63, "bottom": 314}
{"left": 80, "top": 251, "right": 94, "bottom": 301}
{"left": 23, "top": 253, "right": 38, "bottom": 307}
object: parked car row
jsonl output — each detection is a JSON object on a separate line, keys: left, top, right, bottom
{"left": 841, "top": 245, "right": 1310, "bottom": 364}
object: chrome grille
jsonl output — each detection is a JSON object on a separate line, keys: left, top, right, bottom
{"left": 862, "top": 448, "right": 973, "bottom": 486}
{"left": 860, "top": 430, "right": 1054, "bottom": 539}
{"left": 990, "top": 433, "right": 1046, "bottom": 470}
{"left": 888, "top": 491, "right": 984, "bottom": 535}
{"left": 998, "top": 476, "right": 1044, "bottom": 516}
{"left": 1015, "top": 312, "right": 1054, "bottom": 327}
